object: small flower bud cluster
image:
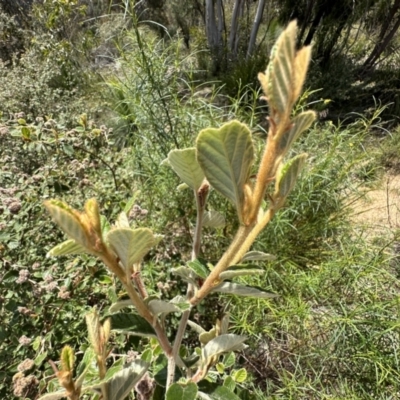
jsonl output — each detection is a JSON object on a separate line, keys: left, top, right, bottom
{"left": 16, "top": 269, "right": 30, "bottom": 284}
{"left": 128, "top": 204, "right": 148, "bottom": 220}
{"left": 58, "top": 286, "right": 71, "bottom": 300}
{"left": 18, "top": 335, "right": 32, "bottom": 346}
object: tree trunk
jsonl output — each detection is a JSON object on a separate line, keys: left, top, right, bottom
{"left": 247, "top": 0, "right": 265, "bottom": 59}
{"left": 363, "top": 0, "right": 400, "bottom": 70}
{"left": 228, "top": 0, "right": 244, "bottom": 56}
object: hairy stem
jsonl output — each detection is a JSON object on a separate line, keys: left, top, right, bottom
{"left": 100, "top": 250, "right": 173, "bottom": 357}
{"left": 167, "top": 188, "right": 207, "bottom": 386}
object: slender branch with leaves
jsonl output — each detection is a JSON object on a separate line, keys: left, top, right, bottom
{"left": 39, "top": 21, "right": 316, "bottom": 400}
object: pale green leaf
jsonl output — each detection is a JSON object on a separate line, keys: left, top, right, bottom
{"left": 199, "top": 328, "right": 217, "bottom": 345}
{"left": 242, "top": 251, "right": 276, "bottom": 262}
{"left": 171, "top": 267, "right": 200, "bottom": 287}
{"left": 231, "top": 368, "right": 247, "bottom": 383}
{"left": 187, "top": 259, "right": 209, "bottom": 279}
{"left": 263, "top": 20, "right": 296, "bottom": 113}
{"left": 223, "top": 376, "right": 236, "bottom": 391}
{"left": 187, "top": 320, "right": 206, "bottom": 335}
{"left": 85, "top": 360, "right": 149, "bottom": 400}
{"left": 75, "top": 347, "right": 96, "bottom": 387}
{"left": 46, "top": 239, "right": 86, "bottom": 258}
{"left": 219, "top": 265, "right": 264, "bottom": 280}
{"left": 202, "top": 210, "right": 226, "bottom": 228}
{"left": 44, "top": 200, "right": 88, "bottom": 248}
{"left": 109, "top": 299, "right": 134, "bottom": 314}
{"left": 166, "top": 381, "right": 197, "bottom": 400}
{"left": 168, "top": 148, "right": 205, "bottom": 190}
{"left": 37, "top": 392, "right": 68, "bottom": 400}
{"left": 148, "top": 299, "right": 181, "bottom": 315}
{"left": 211, "top": 282, "right": 278, "bottom": 299}
{"left": 196, "top": 121, "right": 254, "bottom": 222}
{"left": 170, "top": 295, "right": 191, "bottom": 311}
{"left": 202, "top": 334, "right": 247, "bottom": 365}
{"left": 274, "top": 153, "right": 307, "bottom": 202}
{"left": 277, "top": 111, "right": 316, "bottom": 153}
{"left": 107, "top": 228, "right": 155, "bottom": 270}
{"left": 115, "top": 212, "right": 130, "bottom": 228}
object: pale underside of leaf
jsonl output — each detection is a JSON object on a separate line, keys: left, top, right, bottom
{"left": 274, "top": 153, "right": 307, "bottom": 201}
{"left": 211, "top": 282, "right": 278, "bottom": 299}
{"left": 277, "top": 110, "right": 316, "bottom": 153}
{"left": 45, "top": 201, "right": 88, "bottom": 248}
{"left": 106, "top": 228, "right": 155, "bottom": 270}
{"left": 241, "top": 251, "right": 276, "bottom": 262}
{"left": 109, "top": 299, "right": 134, "bottom": 313}
{"left": 265, "top": 20, "right": 296, "bottom": 113}
{"left": 47, "top": 239, "right": 86, "bottom": 258}
{"left": 202, "top": 210, "right": 226, "bottom": 228}
{"left": 168, "top": 148, "right": 205, "bottom": 190}
{"left": 36, "top": 392, "right": 68, "bottom": 400}
{"left": 202, "top": 334, "right": 247, "bottom": 365}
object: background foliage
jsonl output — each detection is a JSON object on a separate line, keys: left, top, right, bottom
{"left": 1, "top": 0, "right": 400, "bottom": 399}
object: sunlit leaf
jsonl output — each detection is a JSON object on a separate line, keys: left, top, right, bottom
{"left": 44, "top": 200, "right": 89, "bottom": 248}
{"left": 219, "top": 265, "right": 264, "bottom": 280}
{"left": 211, "top": 282, "right": 278, "bottom": 299}
{"left": 259, "top": 20, "right": 297, "bottom": 113}
{"left": 107, "top": 228, "right": 155, "bottom": 270}
{"left": 187, "top": 259, "right": 209, "bottom": 279}
{"left": 37, "top": 391, "right": 68, "bottom": 400}
{"left": 196, "top": 121, "right": 254, "bottom": 223}
{"left": 274, "top": 153, "right": 307, "bottom": 202}
{"left": 202, "top": 334, "right": 247, "bottom": 365}
{"left": 241, "top": 251, "right": 276, "bottom": 262}
{"left": 47, "top": 239, "right": 86, "bottom": 258}
{"left": 168, "top": 148, "right": 205, "bottom": 190}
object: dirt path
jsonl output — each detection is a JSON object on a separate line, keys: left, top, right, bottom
{"left": 351, "top": 174, "right": 400, "bottom": 235}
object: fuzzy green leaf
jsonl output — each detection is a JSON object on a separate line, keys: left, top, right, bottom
{"left": 109, "top": 313, "right": 156, "bottom": 337}
{"left": 75, "top": 347, "right": 96, "bottom": 387}
{"left": 86, "top": 361, "right": 149, "bottom": 400}
{"left": 274, "top": 153, "right": 307, "bottom": 202}
{"left": 115, "top": 212, "right": 130, "bottom": 228}
{"left": 196, "top": 121, "right": 254, "bottom": 222}
{"left": 44, "top": 200, "right": 89, "bottom": 248}
{"left": 277, "top": 111, "right": 316, "bottom": 153}
{"left": 166, "top": 381, "right": 198, "bottom": 400}
{"left": 168, "top": 148, "right": 205, "bottom": 190}
{"left": 223, "top": 376, "right": 236, "bottom": 391}
{"left": 261, "top": 20, "right": 296, "bottom": 113}
{"left": 37, "top": 392, "right": 68, "bottom": 400}
{"left": 171, "top": 267, "right": 200, "bottom": 287}
{"left": 211, "top": 282, "right": 278, "bottom": 299}
{"left": 202, "top": 334, "right": 247, "bottom": 365}
{"left": 219, "top": 265, "right": 264, "bottom": 280}
{"left": 148, "top": 299, "right": 182, "bottom": 315}
{"left": 241, "top": 251, "right": 276, "bottom": 262}
{"left": 109, "top": 300, "right": 134, "bottom": 313}
{"left": 187, "top": 259, "right": 209, "bottom": 279}
{"left": 47, "top": 239, "right": 86, "bottom": 257}
{"left": 202, "top": 210, "right": 226, "bottom": 228}
{"left": 107, "top": 228, "right": 155, "bottom": 270}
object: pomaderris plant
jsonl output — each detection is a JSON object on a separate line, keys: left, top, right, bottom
{"left": 40, "top": 21, "right": 316, "bottom": 400}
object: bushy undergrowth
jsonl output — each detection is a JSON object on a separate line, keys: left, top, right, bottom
{"left": 2, "top": 6, "right": 400, "bottom": 398}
